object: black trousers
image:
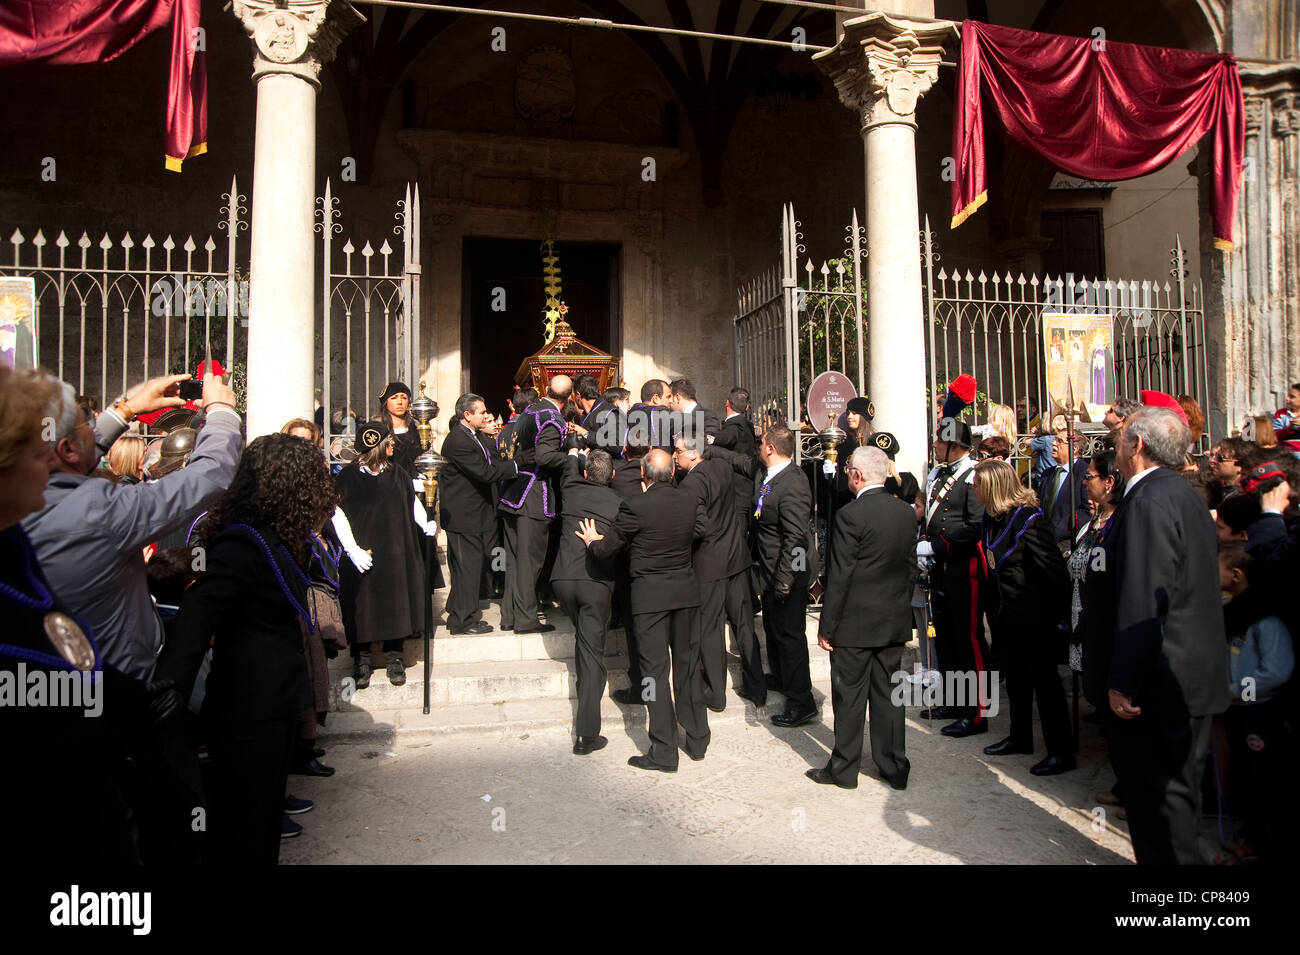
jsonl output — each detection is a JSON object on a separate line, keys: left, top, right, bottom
{"left": 203, "top": 717, "right": 295, "bottom": 865}
{"left": 724, "top": 570, "right": 766, "bottom": 703}
{"left": 827, "top": 644, "right": 908, "bottom": 786}
{"left": 699, "top": 578, "right": 728, "bottom": 708}
{"left": 636, "top": 605, "right": 708, "bottom": 768}
{"left": 502, "top": 514, "right": 548, "bottom": 630}
{"left": 762, "top": 585, "right": 813, "bottom": 712}
{"left": 446, "top": 527, "right": 492, "bottom": 631}
{"left": 615, "top": 561, "right": 639, "bottom": 687}
{"left": 930, "top": 559, "right": 988, "bottom": 721}
{"left": 1224, "top": 701, "right": 1294, "bottom": 860}
{"left": 1106, "top": 711, "right": 1211, "bottom": 865}
{"left": 553, "top": 578, "right": 613, "bottom": 739}
{"left": 999, "top": 624, "right": 1071, "bottom": 755}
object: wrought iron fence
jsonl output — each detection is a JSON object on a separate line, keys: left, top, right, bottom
{"left": 1, "top": 176, "right": 247, "bottom": 412}
{"left": 732, "top": 203, "right": 867, "bottom": 461}
{"left": 316, "top": 180, "right": 420, "bottom": 457}
{"left": 922, "top": 217, "right": 1210, "bottom": 464}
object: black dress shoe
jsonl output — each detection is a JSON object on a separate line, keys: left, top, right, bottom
{"left": 280, "top": 814, "right": 303, "bottom": 839}
{"left": 764, "top": 673, "right": 782, "bottom": 691}
{"left": 291, "top": 757, "right": 336, "bottom": 777}
{"left": 312, "top": 747, "right": 326, "bottom": 759}
{"left": 771, "top": 708, "right": 818, "bottom": 728}
{"left": 882, "top": 772, "right": 909, "bottom": 791}
{"left": 940, "top": 718, "right": 988, "bottom": 738}
{"left": 688, "top": 752, "right": 706, "bottom": 762}
{"left": 983, "top": 736, "right": 1034, "bottom": 756}
{"left": 449, "top": 621, "right": 493, "bottom": 635}
{"left": 734, "top": 687, "right": 767, "bottom": 706}
{"left": 611, "top": 687, "right": 644, "bottom": 705}
{"left": 627, "top": 755, "right": 676, "bottom": 773}
{"left": 515, "top": 623, "right": 556, "bottom": 634}
{"left": 707, "top": 702, "right": 726, "bottom": 714}
{"left": 918, "top": 705, "right": 957, "bottom": 720}
{"left": 573, "top": 735, "right": 608, "bottom": 756}
{"left": 1030, "top": 754, "right": 1077, "bottom": 776}
{"left": 805, "top": 766, "right": 856, "bottom": 789}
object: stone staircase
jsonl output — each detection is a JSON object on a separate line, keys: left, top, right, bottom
{"left": 321, "top": 565, "right": 919, "bottom": 739}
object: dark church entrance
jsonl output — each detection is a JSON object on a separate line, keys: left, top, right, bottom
{"left": 462, "top": 238, "right": 621, "bottom": 416}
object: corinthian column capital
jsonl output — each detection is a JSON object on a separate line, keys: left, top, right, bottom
{"left": 814, "top": 12, "right": 958, "bottom": 131}
{"left": 233, "top": 0, "right": 365, "bottom": 86}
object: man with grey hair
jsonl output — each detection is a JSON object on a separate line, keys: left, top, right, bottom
{"left": 440, "top": 392, "right": 519, "bottom": 634}
{"left": 23, "top": 370, "right": 242, "bottom": 680}
{"left": 1102, "top": 396, "right": 1144, "bottom": 432}
{"left": 1081, "top": 406, "right": 1226, "bottom": 864}
{"left": 809, "top": 446, "right": 917, "bottom": 789}
{"left": 577, "top": 448, "right": 710, "bottom": 770}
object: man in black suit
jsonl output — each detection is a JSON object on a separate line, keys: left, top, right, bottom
{"left": 715, "top": 387, "right": 758, "bottom": 523}
{"left": 440, "top": 393, "right": 520, "bottom": 634}
{"left": 551, "top": 450, "right": 623, "bottom": 756}
{"left": 1082, "top": 407, "right": 1228, "bottom": 864}
{"left": 571, "top": 378, "right": 627, "bottom": 457}
{"left": 921, "top": 417, "right": 988, "bottom": 737}
{"left": 675, "top": 432, "right": 764, "bottom": 710}
{"left": 808, "top": 446, "right": 918, "bottom": 790}
{"left": 608, "top": 436, "right": 649, "bottom": 704}
{"left": 1037, "top": 430, "right": 1089, "bottom": 546}
{"left": 577, "top": 449, "right": 709, "bottom": 770}
{"left": 666, "top": 378, "right": 720, "bottom": 447}
{"left": 712, "top": 425, "right": 820, "bottom": 727}
{"left": 625, "top": 379, "right": 672, "bottom": 452}
{"left": 498, "top": 375, "right": 571, "bottom": 634}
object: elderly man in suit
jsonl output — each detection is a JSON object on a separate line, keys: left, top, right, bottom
{"left": 440, "top": 393, "right": 519, "bottom": 634}
{"left": 1082, "top": 406, "right": 1228, "bottom": 864}
{"left": 675, "top": 431, "right": 764, "bottom": 710}
{"left": 808, "top": 446, "right": 917, "bottom": 790}
{"left": 577, "top": 449, "right": 709, "bottom": 770}
{"left": 712, "top": 425, "right": 819, "bottom": 727}
{"left": 552, "top": 449, "right": 623, "bottom": 755}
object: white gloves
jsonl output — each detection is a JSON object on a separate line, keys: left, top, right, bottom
{"left": 916, "top": 540, "right": 935, "bottom": 558}
{"left": 331, "top": 507, "right": 372, "bottom": 573}
{"left": 822, "top": 459, "right": 836, "bottom": 477}
{"left": 420, "top": 519, "right": 438, "bottom": 537}
{"left": 413, "top": 496, "right": 438, "bottom": 537}
{"left": 412, "top": 477, "right": 425, "bottom": 493}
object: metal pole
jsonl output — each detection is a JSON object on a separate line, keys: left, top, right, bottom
{"left": 424, "top": 532, "right": 434, "bottom": 715}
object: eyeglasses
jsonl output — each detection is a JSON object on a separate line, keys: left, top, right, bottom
{"left": 1083, "top": 472, "right": 1100, "bottom": 481}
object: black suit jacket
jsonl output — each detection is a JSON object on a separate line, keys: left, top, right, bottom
{"left": 439, "top": 423, "right": 517, "bottom": 533}
{"left": 1080, "top": 466, "right": 1229, "bottom": 717}
{"left": 551, "top": 456, "right": 623, "bottom": 585}
{"left": 715, "top": 413, "right": 758, "bottom": 515}
{"left": 498, "top": 399, "right": 568, "bottom": 519}
{"left": 1036, "top": 458, "right": 1089, "bottom": 544}
{"left": 578, "top": 399, "right": 627, "bottom": 456}
{"left": 625, "top": 404, "right": 673, "bottom": 452}
{"left": 611, "top": 457, "right": 645, "bottom": 500}
{"left": 588, "top": 481, "right": 706, "bottom": 613}
{"left": 711, "top": 447, "right": 820, "bottom": 596}
{"left": 670, "top": 405, "right": 720, "bottom": 445}
{"left": 819, "top": 487, "right": 918, "bottom": 648}
{"left": 156, "top": 526, "right": 312, "bottom": 721}
{"left": 678, "top": 456, "right": 749, "bottom": 581}
{"left": 981, "top": 505, "right": 1070, "bottom": 632}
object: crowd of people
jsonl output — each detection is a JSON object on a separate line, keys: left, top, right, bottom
{"left": 2, "top": 354, "right": 1297, "bottom": 865}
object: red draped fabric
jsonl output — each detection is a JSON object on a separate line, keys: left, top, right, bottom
{"left": 0, "top": 0, "right": 206, "bottom": 171}
{"left": 951, "top": 21, "right": 1244, "bottom": 250}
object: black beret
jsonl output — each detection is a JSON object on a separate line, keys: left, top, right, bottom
{"left": 357, "top": 420, "right": 390, "bottom": 452}
{"left": 377, "top": 381, "right": 411, "bottom": 403}
{"left": 846, "top": 396, "right": 875, "bottom": 420}
{"left": 872, "top": 431, "right": 900, "bottom": 459}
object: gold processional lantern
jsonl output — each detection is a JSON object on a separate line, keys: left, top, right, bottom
{"left": 513, "top": 239, "right": 619, "bottom": 392}
{"left": 409, "top": 381, "right": 445, "bottom": 509}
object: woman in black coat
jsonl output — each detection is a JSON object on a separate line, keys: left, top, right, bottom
{"left": 973, "top": 458, "right": 1075, "bottom": 775}
{"left": 155, "top": 433, "right": 340, "bottom": 864}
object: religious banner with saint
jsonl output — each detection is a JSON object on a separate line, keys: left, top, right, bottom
{"left": 0, "top": 276, "right": 36, "bottom": 369}
{"left": 1042, "top": 313, "right": 1114, "bottom": 421}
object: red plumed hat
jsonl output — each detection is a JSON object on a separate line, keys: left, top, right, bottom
{"left": 1140, "top": 389, "right": 1189, "bottom": 426}
{"left": 942, "top": 374, "right": 977, "bottom": 420}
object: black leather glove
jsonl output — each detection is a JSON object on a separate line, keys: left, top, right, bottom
{"left": 145, "top": 678, "right": 185, "bottom": 726}
{"left": 772, "top": 583, "right": 791, "bottom": 602}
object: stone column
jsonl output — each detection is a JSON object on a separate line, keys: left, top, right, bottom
{"left": 234, "top": 1, "right": 363, "bottom": 439}
{"left": 815, "top": 13, "right": 958, "bottom": 479}
{"left": 1203, "top": 64, "right": 1300, "bottom": 437}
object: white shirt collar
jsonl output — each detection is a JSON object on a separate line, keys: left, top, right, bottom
{"left": 460, "top": 421, "right": 476, "bottom": 435}
{"left": 724, "top": 411, "right": 741, "bottom": 421}
{"left": 856, "top": 483, "right": 885, "bottom": 497}
{"left": 682, "top": 400, "right": 698, "bottom": 414}
{"left": 1124, "top": 465, "right": 1161, "bottom": 496}
{"left": 765, "top": 459, "right": 791, "bottom": 482}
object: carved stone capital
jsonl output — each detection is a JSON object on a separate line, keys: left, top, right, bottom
{"left": 1272, "top": 94, "right": 1300, "bottom": 139}
{"left": 814, "top": 13, "right": 958, "bottom": 131}
{"left": 233, "top": 0, "right": 365, "bottom": 86}
{"left": 1244, "top": 96, "right": 1267, "bottom": 133}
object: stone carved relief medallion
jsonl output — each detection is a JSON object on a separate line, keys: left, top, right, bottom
{"left": 255, "top": 13, "right": 310, "bottom": 63}
{"left": 516, "top": 45, "right": 577, "bottom": 121}
{"left": 884, "top": 68, "right": 922, "bottom": 116}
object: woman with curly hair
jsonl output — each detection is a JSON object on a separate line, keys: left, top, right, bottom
{"left": 974, "top": 458, "right": 1075, "bottom": 776}
{"left": 154, "top": 433, "right": 340, "bottom": 864}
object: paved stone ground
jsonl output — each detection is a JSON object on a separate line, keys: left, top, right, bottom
{"left": 280, "top": 690, "right": 1137, "bottom": 865}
